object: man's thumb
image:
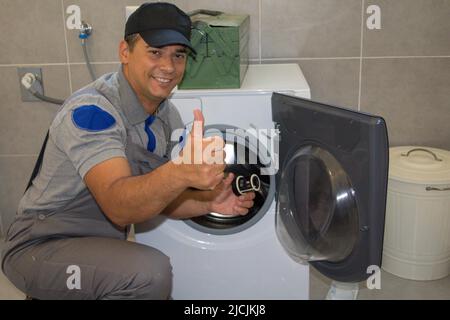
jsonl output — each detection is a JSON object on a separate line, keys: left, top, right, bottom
{"left": 191, "top": 109, "right": 204, "bottom": 138}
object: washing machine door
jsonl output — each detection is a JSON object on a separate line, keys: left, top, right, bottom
{"left": 272, "top": 93, "right": 389, "bottom": 282}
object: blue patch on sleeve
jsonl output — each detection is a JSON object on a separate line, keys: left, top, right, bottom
{"left": 179, "top": 129, "right": 186, "bottom": 148}
{"left": 72, "top": 105, "right": 116, "bottom": 131}
{"left": 144, "top": 115, "right": 157, "bottom": 152}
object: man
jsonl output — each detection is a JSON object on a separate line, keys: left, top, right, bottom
{"left": 1, "top": 2, "right": 255, "bottom": 300}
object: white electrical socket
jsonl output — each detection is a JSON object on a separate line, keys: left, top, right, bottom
{"left": 17, "top": 67, "right": 44, "bottom": 102}
{"left": 125, "top": 6, "right": 139, "bottom": 21}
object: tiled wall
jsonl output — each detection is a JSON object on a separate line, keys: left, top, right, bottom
{"left": 0, "top": 0, "right": 449, "bottom": 236}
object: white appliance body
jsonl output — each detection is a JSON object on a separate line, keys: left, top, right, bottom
{"left": 135, "top": 64, "right": 312, "bottom": 299}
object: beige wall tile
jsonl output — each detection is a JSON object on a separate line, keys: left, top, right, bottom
{"left": 265, "top": 59, "right": 360, "bottom": 109}
{"left": 63, "top": 0, "right": 143, "bottom": 63}
{"left": 70, "top": 63, "right": 120, "bottom": 92}
{"left": 261, "top": 0, "right": 362, "bottom": 58}
{"left": 361, "top": 58, "right": 450, "bottom": 150}
{"left": 364, "top": 0, "right": 450, "bottom": 56}
{"left": 0, "top": 66, "right": 70, "bottom": 154}
{"left": 0, "top": 156, "right": 37, "bottom": 237}
{"left": 0, "top": 0, "right": 67, "bottom": 64}
{"left": 297, "top": 59, "right": 360, "bottom": 109}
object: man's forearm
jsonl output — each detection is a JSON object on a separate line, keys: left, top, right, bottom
{"left": 105, "top": 161, "right": 188, "bottom": 226}
{"left": 162, "top": 188, "right": 213, "bottom": 219}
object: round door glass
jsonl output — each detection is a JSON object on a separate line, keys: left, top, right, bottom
{"left": 276, "top": 145, "right": 359, "bottom": 263}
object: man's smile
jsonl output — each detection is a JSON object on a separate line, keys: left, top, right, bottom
{"left": 152, "top": 76, "right": 173, "bottom": 85}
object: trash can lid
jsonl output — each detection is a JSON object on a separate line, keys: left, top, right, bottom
{"left": 389, "top": 146, "right": 450, "bottom": 184}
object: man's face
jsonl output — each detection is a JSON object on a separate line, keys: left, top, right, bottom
{"left": 121, "top": 37, "right": 187, "bottom": 109}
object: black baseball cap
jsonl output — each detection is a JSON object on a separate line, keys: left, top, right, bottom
{"left": 125, "top": 2, "right": 196, "bottom": 54}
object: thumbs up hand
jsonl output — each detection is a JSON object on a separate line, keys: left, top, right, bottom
{"left": 174, "top": 109, "right": 226, "bottom": 190}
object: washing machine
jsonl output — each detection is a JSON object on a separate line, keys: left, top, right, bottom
{"left": 134, "top": 64, "right": 389, "bottom": 299}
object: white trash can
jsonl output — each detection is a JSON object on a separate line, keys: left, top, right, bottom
{"left": 382, "top": 146, "right": 450, "bottom": 280}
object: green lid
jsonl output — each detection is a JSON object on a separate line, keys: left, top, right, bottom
{"left": 191, "top": 13, "right": 248, "bottom": 27}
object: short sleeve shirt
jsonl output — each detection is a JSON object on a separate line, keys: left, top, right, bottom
{"left": 18, "top": 67, "right": 184, "bottom": 215}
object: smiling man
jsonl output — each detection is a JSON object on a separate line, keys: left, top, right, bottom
{"left": 1, "top": 2, "right": 255, "bottom": 300}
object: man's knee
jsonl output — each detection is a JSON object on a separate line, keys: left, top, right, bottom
{"left": 132, "top": 246, "right": 173, "bottom": 300}
{"left": 103, "top": 244, "right": 173, "bottom": 300}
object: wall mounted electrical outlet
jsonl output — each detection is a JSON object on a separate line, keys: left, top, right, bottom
{"left": 17, "top": 67, "right": 44, "bottom": 102}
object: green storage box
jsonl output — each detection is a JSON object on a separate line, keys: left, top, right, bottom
{"left": 178, "top": 10, "right": 250, "bottom": 89}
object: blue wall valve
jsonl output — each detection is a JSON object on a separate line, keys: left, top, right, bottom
{"left": 79, "top": 21, "right": 92, "bottom": 39}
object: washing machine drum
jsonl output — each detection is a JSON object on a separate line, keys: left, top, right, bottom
{"left": 187, "top": 126, "right": 275, "bottom": 234}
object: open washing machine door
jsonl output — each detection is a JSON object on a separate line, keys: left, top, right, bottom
{"left": 272, "top": 92, "right": 389, "bottom": 282}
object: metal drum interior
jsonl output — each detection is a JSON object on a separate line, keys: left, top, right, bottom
{"left": 185, "top": 125, "right": 276, "bottom": 235}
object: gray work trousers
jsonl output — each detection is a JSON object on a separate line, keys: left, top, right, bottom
{"left": 3, "top": 237, "right": 172, "bottom": 300}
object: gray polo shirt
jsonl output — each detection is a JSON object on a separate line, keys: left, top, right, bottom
{"left": 18, "top": 67, "right": 184, "bottom": 216}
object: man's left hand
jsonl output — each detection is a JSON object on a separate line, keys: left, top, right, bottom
{"left": 207, "top": 173, "right": 255, "bottom": 216}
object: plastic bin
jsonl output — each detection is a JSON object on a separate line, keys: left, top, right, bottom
{"left": 382, "top": 146, "right": 450, "bottom": 280}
